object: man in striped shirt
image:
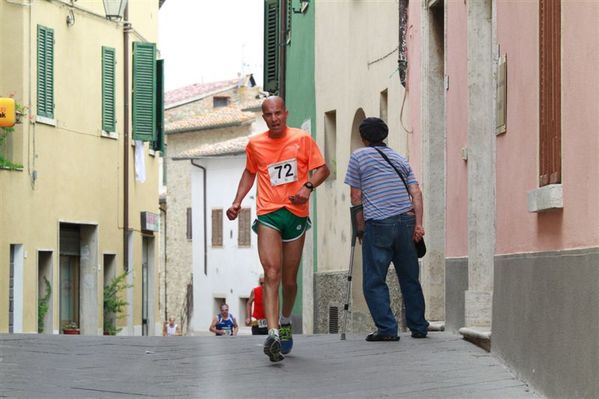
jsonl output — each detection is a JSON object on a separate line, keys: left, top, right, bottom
{"left": 344, "top": 117, "right": 429, "bottom": 341}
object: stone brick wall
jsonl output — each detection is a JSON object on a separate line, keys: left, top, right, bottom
{"left": 314, "top": 268, "right": 405, "bottom": 335}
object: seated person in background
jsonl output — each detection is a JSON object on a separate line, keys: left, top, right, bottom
{"left": 209, "top": 304, "right": 238, "bottom": 336}
{"left": 245, "top": 275, "right": 268, "bottom": 335}
{"left": 163, "top": 317, "right": 182, "bottom": 336}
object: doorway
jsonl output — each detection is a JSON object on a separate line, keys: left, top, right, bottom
{"left": 141, "top": 236, "right": 155, "bottom": 335}
{"left": 59, "top": 254, "right": 80, "bottom": 330}
{"left": 38, "top": 251, "right": 53, "bottom": 334}
{"left": 103, "top": 254, "right": 117, "bottom": 334}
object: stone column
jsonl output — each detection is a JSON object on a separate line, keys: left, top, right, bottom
{"left": 465, "top": 0, "right": 495, "bottom": 330}
{"left": 420, "top": 0, "right": 446, "bottom": 322}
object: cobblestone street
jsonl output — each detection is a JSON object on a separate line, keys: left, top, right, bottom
{"left": 0, "top": 332, "right": 541, "bottom": 398}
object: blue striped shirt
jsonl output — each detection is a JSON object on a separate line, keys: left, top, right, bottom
{"left": 344, "top": 145, "right": 417, "bottom": 221}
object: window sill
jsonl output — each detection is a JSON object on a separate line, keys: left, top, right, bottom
{"left": 36, "top": 115, "right": 56, "bottom": 126}
{"left": 527, "top": 184, "right": 563, "bottom": 212}
{"left": 101, "top": 131, "right": 118, "bottom": 140}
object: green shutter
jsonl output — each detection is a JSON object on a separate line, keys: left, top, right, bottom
{"left": 263, "top": 0, "right": 279, "bottom": 94}
{"left": 153, "top": 59, "right": 165, "bottom": 153}
{"left": 102, "top": 46, "right": 116, "bottom": 133}
{"left": 37, "top": 25, "right": 54, "bottom": 119}
{"left": 132, "top": 42, "right": 156, "bottom": 141}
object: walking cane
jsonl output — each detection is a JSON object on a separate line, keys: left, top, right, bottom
{"left": 340, "top": 204, "right": 362, "bottom": 340}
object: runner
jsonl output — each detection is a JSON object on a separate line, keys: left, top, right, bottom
{"left": 227, "top": 96, "right": 330, "bottom": 361}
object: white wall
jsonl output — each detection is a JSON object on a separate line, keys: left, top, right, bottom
{"left": 190, "top": 155, "right": 262, "bottom": 334}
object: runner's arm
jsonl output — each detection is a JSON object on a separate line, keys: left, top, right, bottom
{"left": 245, "top": 289, "right": 255, "bottom": 326}
{"left": 290, "top": 163, "right": 331, "bottom": 204}
{"left": 209, "top": 316, "right": 222, "bottom": 335}
{"left": 227, "top": 169, "right": 256, "bottom": 220}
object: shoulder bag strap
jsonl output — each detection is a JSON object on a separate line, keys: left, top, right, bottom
{"left": 373, "top": 147, "right": 410, "bottom": 194}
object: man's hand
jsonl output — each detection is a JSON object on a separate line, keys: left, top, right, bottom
{"left": 226, "top": 203, "right": 241, "bottom": 220}
{"left": 288, "top": 186, "right": 311, "bottom": 205}
{"left": 245, "top": 317, "right": 252, "bottom": 326}
{"left": 413, "top": 225, "right": 425, "bottom": 242}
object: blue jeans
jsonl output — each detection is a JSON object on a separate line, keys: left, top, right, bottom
{"left": 362, "top": 213, "right": 429, "bottom": 336}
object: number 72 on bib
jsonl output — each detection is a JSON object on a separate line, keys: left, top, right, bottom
{"left": 268, "top": 158, "right": 298, "bottom": 186}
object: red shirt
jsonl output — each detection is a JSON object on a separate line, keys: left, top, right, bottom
{"left": 252, "top": 286, "right": 266, "bottom": 319}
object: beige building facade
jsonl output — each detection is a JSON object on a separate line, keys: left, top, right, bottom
{"left": 312, "top": 1, "right": 420, "bottom": 335}
{"left": 0, "top": 1, "right": 162, "bottom": 336}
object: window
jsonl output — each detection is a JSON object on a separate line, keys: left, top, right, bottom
{"left": 211, "top": 209, "right": 223, "bottom": 247}
{"left": 539, "top": 0, "right": 561, "bottom": 186}
{"left": 380, "top": 89, "right": 388, "bottom": 123}
{"left": 186, "top": 207, "right": 192, "bottom": 240}
{"left": 324, "top": 111, "right": 337, "bottom": 180}
{"left": 102, "top": 46, "right": 116, "bottom": 134}
{"left": 37, "top": 25, "right": 54, "bottom": 120}
{"left": 132, "top": 42, "right": 157, "bottom": 141}
{"left": 213, "top": 96, "right": 230, "bottom": 108}
{"left": 238, "top": 208, "right": 251, "bottom": 247}
{"left": 263, "top": 0, "right": 280, "bottom": 94}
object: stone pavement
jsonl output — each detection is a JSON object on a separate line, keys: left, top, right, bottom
{"left": 0, "top": 332, "right": 541, "bottom": 399}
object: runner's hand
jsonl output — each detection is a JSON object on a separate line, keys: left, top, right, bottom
{"left": 226, "top": 203, "right": 241, "bottom": 220}
{"left": 289, "top": 186, "right": 311, "bottom": 205}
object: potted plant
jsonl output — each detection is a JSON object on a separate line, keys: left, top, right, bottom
{"left": 62, "top": 321, "right": 80, "bottom": 335}
{"left": 103, "top": 272, "right": 131, "bottom": 336}
{"left": 38, "top": 276, "right": 51, "bottom": 333}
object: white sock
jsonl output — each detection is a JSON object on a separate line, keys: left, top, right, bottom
{"left": 269, "top": 328, "right": 279, "bottom": 338}
{"left": 280, "top": 315, "right": 292, "bottom": 325}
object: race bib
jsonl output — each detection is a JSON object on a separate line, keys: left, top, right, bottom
{"left": 268, "top": 158, "right": 298, "bottom": 186}
{"left": 257, "top": 319, "right": 268, "bottom": 328}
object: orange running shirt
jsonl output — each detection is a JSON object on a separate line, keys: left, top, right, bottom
{"left": 245, "top": 127, "right": 325, "bottom": 217}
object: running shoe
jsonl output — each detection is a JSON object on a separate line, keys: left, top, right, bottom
{"left": 280, "top": 323, "right": 293, "bottom": 354}
{"left": 263, "top": 333, "right": 284, "bottom": 362}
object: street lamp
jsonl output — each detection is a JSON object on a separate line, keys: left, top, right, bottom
{"left": 103, "top": 0, "right": 128, "bottom": 20}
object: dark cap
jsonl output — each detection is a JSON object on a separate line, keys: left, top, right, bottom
{"left": 359, "top": 117, "right": 388, "bottom": 142}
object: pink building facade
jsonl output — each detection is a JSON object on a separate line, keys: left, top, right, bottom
{"left": 408, "top": 1, "right": 598, "bottom": 397}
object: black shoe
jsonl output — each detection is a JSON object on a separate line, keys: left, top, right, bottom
{"left": 365, "top": 331, "right": 400, "bottom": 342}
{"left": 411, "top": 331, "right": 427, "bottom": 338}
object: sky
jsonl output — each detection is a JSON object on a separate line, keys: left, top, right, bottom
{"left": 158, "top": 0, "right": 264, "bottom": 92}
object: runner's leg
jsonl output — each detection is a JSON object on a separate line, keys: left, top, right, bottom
{"left": 257, "top": 224, "right": 283, "bottom": 330}
{"left": 281, "top": 234, "right": 305, "bottom": 318}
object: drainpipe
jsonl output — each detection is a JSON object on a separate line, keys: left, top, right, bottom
{"left": 279, "top": 0, "right": 287, "bottom": 100}
{"left": 190, "top": 160, "right": 207, "bottom": 275}
{"left": 159, "top": 199, "right": 167, "bottom": 321}
{"left": 123, "top": 6, "right": 130, "bottom": 272}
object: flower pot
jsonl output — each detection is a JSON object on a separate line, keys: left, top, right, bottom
{"left": 63, "top": 328, "right": 80, "bottom": 335}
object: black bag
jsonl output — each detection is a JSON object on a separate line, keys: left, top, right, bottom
{"left": 374, "top": 147, "right": 427, "bottom": 258}
{"left": 415, "top": 238, "right": 427, "bottom": 258}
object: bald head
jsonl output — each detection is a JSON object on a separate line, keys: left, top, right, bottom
{"left": 261, "top": 96, "right": 286, "bottom": 113}
{"left": 262, "top": 96, "right": 288, "bottom": 136}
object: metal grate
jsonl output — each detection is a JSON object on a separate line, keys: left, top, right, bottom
{"left": 328, "top": 306, "right": 339, "bottom": 334}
